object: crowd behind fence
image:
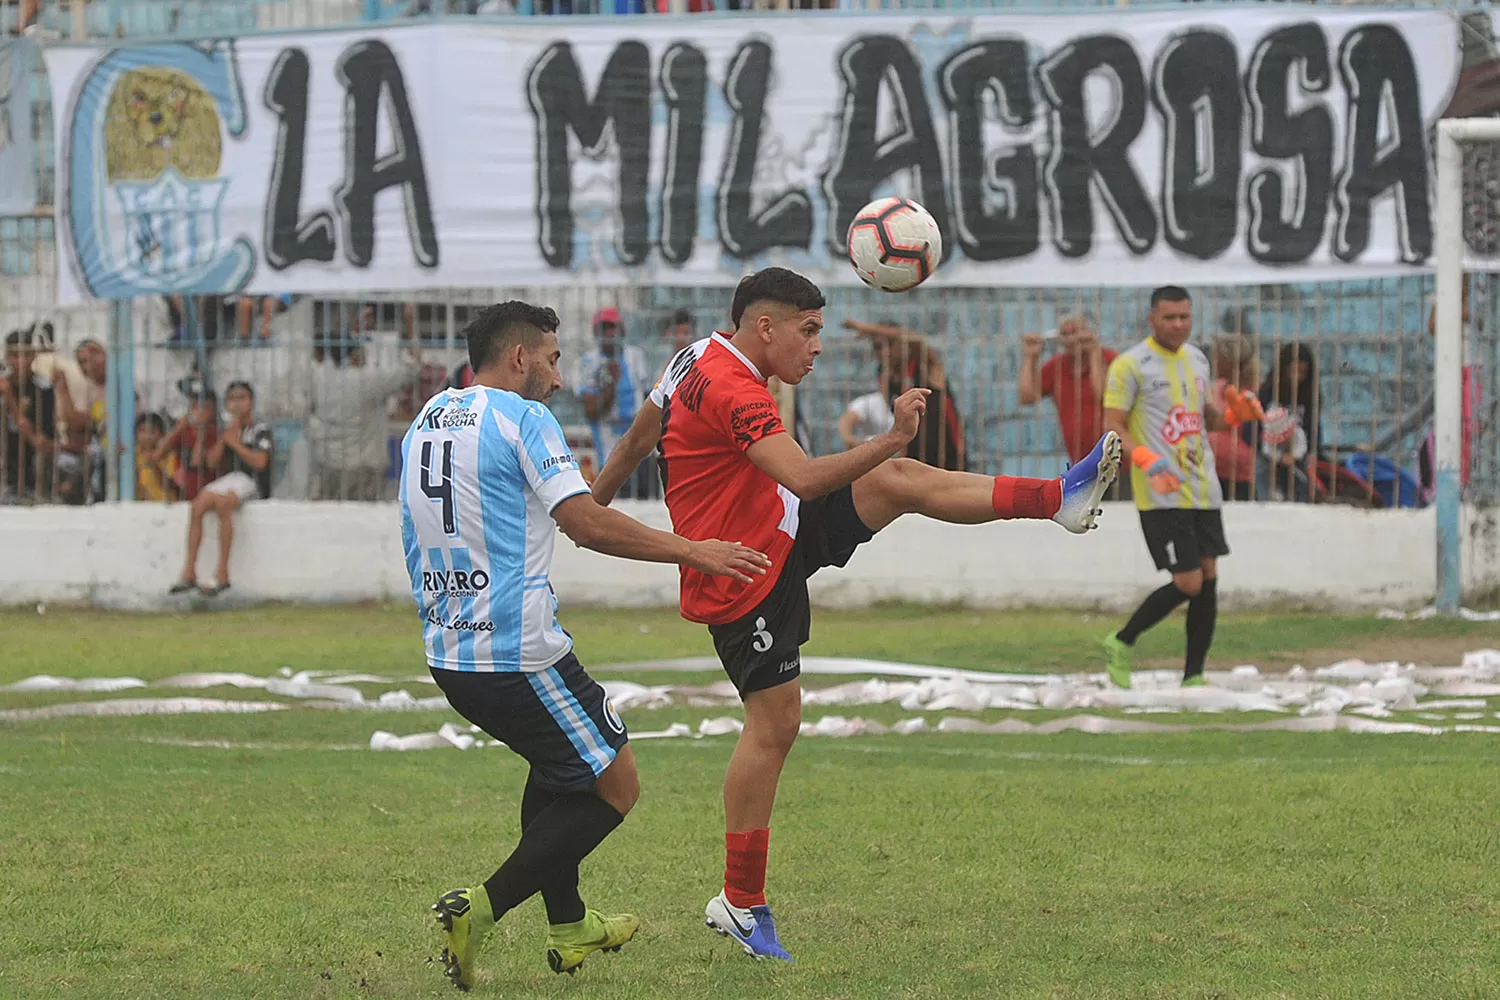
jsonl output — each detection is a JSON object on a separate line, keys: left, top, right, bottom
{"left": 5, "top": 277, "right": 1496, "bottom": 510}
{"left": 2, "top": 0, "right": 1499, "bottom": 513}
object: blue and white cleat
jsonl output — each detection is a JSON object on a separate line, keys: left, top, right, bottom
{"left": 705, "top": 891, "right": 793, "bottom": 963}
{"left": 1052, "top": 431, "right": 1122, "bottom": 534}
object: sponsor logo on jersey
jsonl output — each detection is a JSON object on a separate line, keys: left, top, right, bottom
{"left": 422, "top": 569, "right": 490, "bottom": 598}
{"left": 1161, "top": 405, "right": 1203, "bottom": 444}
{"left": 418, "top": 404, "right": 479, "bottom": 432}
{"left": 425, "top": 610, "right": 496, "bottom": 633}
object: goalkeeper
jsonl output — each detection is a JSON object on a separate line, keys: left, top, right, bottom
{"left": 1099, "top": 286, "right": 1263, "bottom": 689}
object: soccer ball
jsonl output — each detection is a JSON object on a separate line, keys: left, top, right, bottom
{"left": 846, "top": 197, "right": 943, "bottom": 292}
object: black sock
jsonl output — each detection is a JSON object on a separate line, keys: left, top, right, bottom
{"left": 1118, "top": 582, "right": 1191, "bottom": 645}
{"left": 521, "top": 772, "right": 585, "bottom": 925}
{"left": 484, "top": 792, "right": 622, "bottom": 921}
{"left": 1184, "top": 578, "right": 1218, "bottom": 679}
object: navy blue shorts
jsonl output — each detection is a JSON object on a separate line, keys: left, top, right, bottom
{"left": 430, "top": 653, "right": 629, "bottom": 793}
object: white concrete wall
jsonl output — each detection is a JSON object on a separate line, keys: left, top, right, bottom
{"left": 1, "top": 501, "right": 1496, "bottom": 612}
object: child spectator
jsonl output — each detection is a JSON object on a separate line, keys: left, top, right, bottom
{"left": 169, "top": 381, "right": 273, "bottom": 597}
{"left": 134, "top": 412, "right": 179, "bottom": 502}
{"left": 155, "top": 390, "right": 220, "bottom": 501}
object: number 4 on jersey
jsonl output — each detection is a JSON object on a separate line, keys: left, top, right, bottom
{"left": 421, "top": 440, "right": 457, "bottom": 535}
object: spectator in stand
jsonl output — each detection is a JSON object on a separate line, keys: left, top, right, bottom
{"left": 0, "top": 324, "right": 55, "bottom": 502}
{"left": 134, "top": 412, "right": 179, "bottom": 502}
{"left": 6, "top": 0, "right": 38, "bottom": 33}
{"left": 1208, "top": 336, "right": 1259, "bottom": 501}
{"left": 75, "top": 339, "right": 109, "bottom": 502}
{"left": 1019, "top": 312, "right": 1118, "bottom": 471}
{"left": 448, "top": 357, "right": 477, "bottom": 390}
{"left": 169, "top": 381, "right": 273, "bottom": 597}
{"left": 1255, "top": 344, "right": 1323, "bottom": 503}
{"left": 842, "top": 317, "right": 966, "bottom": 471}
{"left": 43, "top": 337, "right": 109, "bottom": 504}
{"left": 665, "top": 307, "right": 696, "bottom": 353}
{"left": 1424, "top": 277, "right": 1483, "bottom": 492}
{"left": 155, "top": 389, "right": 220, "bottom": 501}
{"left": 228, "top": 293, "right": 293, "bottom": 340}
{"left": 837, "top": 375, "right": 893, "bottom": 450}
{"left": 579, "top": 306, "right": 653, "bottom": 497}
{"left": 307, "top": 337, "right": 420, "bottom": 501}
{"left": 19, "top": 329, "right": 98, "bottom": 506}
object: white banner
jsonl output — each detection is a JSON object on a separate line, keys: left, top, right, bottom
{"left": 47, "top": 10, "right": 1467, "bottom": 303}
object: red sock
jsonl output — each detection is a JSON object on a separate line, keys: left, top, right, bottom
{"left": 991, "top": 476, "right": 1062, "bottom": 519}
{"left": 724, "top": 828, "right": 770, "bottom": 908}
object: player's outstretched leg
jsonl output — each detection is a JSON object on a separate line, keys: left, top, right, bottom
{"left": 850, "top": 431, "right": 1121, "bottom": 534}
{"left": 432, "top": 747, "right": 640, "bottom": 990}
{"left": 707, "top": 681, "right": 798, "bottom": 962}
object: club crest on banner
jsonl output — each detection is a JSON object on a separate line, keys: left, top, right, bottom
{"left": 64, "top": 41, "right": 254, "bottom": 299}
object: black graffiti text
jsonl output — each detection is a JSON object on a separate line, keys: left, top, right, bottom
{"left": 263, "top": 39, "right": 439, "bottom": 272}
{"left": 524, "top": 24, "right": 1430, "bottom": 270}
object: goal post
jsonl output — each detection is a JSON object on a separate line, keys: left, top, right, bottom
{"left": 1434, "top": 117, "right": 1499, "bottom": 614}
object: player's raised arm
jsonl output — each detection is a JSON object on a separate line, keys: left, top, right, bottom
{"left": 552, "top": 494, "right": 770, "bottom": 584}
{"left": 592, "top": 398, "right": 661, "bottom": 506}
{"left": 746, "top": 387, "right": 927, "bottom": 502}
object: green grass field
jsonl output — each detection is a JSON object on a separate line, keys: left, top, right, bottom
{"left": 4, "top": 604, "right": 1500, "bottom": 999}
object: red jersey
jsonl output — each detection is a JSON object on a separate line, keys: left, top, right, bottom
{"left": 652, "top": 334, "right": 798, "bottom": 625}
{"left": 1040, "top": 348, "right": 1116, "bottom": 463}
{"left": 175, "top": 424, "right": 220, "bottom": 500}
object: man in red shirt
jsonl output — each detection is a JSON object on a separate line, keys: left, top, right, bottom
{"left": 1019, "top": 313, "right": 1117, "bottom": 465}
{"left": 592, "top": 268, "right": 1122, "bottom": 961}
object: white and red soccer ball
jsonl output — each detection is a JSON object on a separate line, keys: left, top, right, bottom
{"left": 845, "top": 197, "right": 943, "bottom": 292}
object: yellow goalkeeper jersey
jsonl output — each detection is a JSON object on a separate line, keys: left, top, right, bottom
{"left": 1103, "top": 337, "right": 1222, "bottom": 512}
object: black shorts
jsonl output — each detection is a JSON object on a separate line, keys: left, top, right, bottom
{"left": 708, "top": 485, "right": 874, "bottom": 698}
{"left": 1139, "top": 508, "right": 1230, "bottom": 573}
{"left": 430, "top": 653, "right": 629, "bottom": 793}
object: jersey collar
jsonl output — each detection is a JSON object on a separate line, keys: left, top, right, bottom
{"left": 711, "top": 332, "right": 767, "bottom": 383}
{"left": 1147, "top": 335, "right": 1184, "bottom": 359}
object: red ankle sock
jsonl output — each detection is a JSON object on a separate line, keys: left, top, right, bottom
{"left": 724, "top": 828, "right": 770, "bottom": 908}
{"left": 992, "top": 476, "right": 1062, "bottom": 519}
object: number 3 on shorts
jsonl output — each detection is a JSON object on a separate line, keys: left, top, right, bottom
{"left": 752, "top": 616, "right": 773, "bottom": 653}
{"left": 1164, "top": 540, "right": 1177, "bottom": 567}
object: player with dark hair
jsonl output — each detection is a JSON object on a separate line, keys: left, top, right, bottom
{"left": 592, "top": 267, "right": 1122, "bottom": 961}
{"left": 1100, "top": 286, "right": 1264, "bottom": 689}
{"left": 402, "top": 300, "right": 770, "bottom": 990}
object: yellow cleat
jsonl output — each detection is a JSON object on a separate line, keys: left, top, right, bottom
{"left": 431, "top": 887, "right": 495, "bottom": 991}
{"left": 546, "top": 909, "right": 640, "bottom": 975}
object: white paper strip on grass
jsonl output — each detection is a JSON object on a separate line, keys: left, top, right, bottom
{"left": 12, "top": 651, "right": 1500, "bottom": 722}
{"left": 1377, "top": 607, "right": 1500, "bottom": 622}
{"left": 0, "top": 698, "right": 288, "bottom": 721}
{"left": 367, "top": 709, "right": 1495, "bottom": 749}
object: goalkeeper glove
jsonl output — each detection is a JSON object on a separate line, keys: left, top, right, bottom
{"left": 1222, "top": 385, "right": 1265, "bottom": 428}
{"left": 1132, "top": 446, "right": 1182, "bottom": 494}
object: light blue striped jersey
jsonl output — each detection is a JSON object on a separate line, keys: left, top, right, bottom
{"left": 399, "top": 386, "right": 591, "bottom": 672}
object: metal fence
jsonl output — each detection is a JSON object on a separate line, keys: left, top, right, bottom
{"left": 2, "top": 0, "right": 1498, "bottom": 517}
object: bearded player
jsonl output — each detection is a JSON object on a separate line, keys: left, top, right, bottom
{"left": 1100, "top": 286, "right": 1264, "bottom": 689}
{"left": 592, "top": 267, "right": 1121, "bottom": 961}
{"left": 402, "top": 301, "right": 770, "bottom": 989}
